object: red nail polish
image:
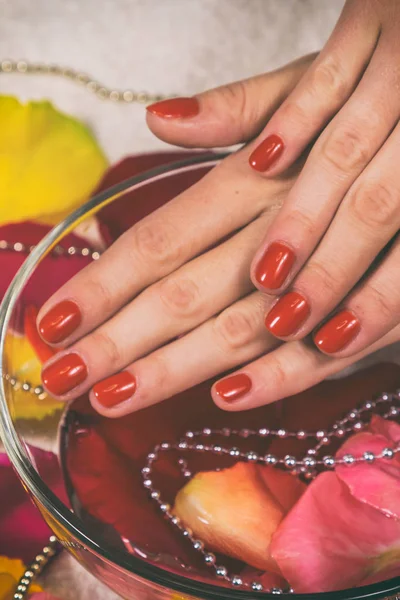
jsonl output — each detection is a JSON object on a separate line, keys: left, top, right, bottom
{"left": 215, "top": 373, "right": 252, "bottom": 402}
{"left": 42, "top": 353, "right": 87, "bottom": 396}
{"left": 255, "top": 242, "right": 295, "bottom": 290}
{"left": 314, "top": 310, "right": 360, "bottom": 353}
{"left": 249, "top": 134, "right": 284, "bottom": 172}
{"left": 93, "top": 371, "right": 137, "bottom": 408}
{"left": 146, "top": 97, "right": 200, "bottom": 119}
{"left": 38, "top": 300, "right": 81, "bottom": 344}
{"left": 265, "top": 292, "right": 310, "bottom": 337}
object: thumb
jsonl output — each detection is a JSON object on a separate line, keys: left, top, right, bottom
{"left": 146, "top": 53, "right": 316, "bottom": 148}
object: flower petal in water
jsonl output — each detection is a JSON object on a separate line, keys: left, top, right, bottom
{"left": 174, "top": 462, "right": 305, "bottom": 573}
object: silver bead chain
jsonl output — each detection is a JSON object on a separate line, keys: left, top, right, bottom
{"left": 141, "top": 391, "right": 400, "bottom": 593}
{"left": 13, "top": 536, "right": 58, "bottom": 600}
{"left": 1, "top": 59, "right": 171, "bottom": 104}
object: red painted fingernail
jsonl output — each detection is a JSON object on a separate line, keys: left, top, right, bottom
{"left": 314, "top": 310, "right": 360, "bottom": 353}
{"left": 42, "top": 353, "right": 87, "bottom": 396}
{"left": 214, "top": 373, "right": 252, "bottom": 402}
{"left": 93, "top": 371, "right": 137, "bottom": 408}
{"left": 38, "top": 300, "right": 81, "bottom": 344}
{"left": 255, "top": 242, "right": 295, "bottom": 290}
{"left": 146, "top": 97, "right": 200, "bottom": 119}
{"left": 249, "top": 134, "right": 285, "bottom": 172}
{"left": 265, "top": 292, "right": 310, "bottom": 337}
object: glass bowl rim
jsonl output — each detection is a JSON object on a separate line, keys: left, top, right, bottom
{"left": 0, "top": 153, "right": 399, "bottom": 600}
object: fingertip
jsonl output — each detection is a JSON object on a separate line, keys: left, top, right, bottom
{"left": 146, "top": 97, "right": 200, "bottom": 119}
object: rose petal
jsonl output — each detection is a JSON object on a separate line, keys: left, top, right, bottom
{"left": 336, "top": 417, "right": 400, "bottom": 519}
{"left": 174, "top": 462, "right": 305, "bottom": 572}
{"left": 271, "top": 472, "right": 400, "bottom": 592}
{"left": 0, "top": 451, "right": 63, "bottom": 562}
{"left": 0, "top": 96, "right": 107, "bottom": 225}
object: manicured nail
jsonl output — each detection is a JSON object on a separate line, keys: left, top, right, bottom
{"left": 249, "top": 134, "right": 285, "bottom": 172}
{"left": 314, "top": 310, "right": 360, "bottom": 354}
{"left": 214, "top": 373, "right": 252, "bottom": 402}
{"left": 146, "top": 97, "right": 200, "bottom": 119}
{"left": 38, "top": 300, "right": 81, "bottom": 344}
{"left": 42, "top": 353, "right": 87, "bottom": 396}
{"left": 93, "top": 371, "right": 137, "bottom": 408}
{"left": 255, "top": 242, "right": 295, "bottom": 290}
{"left": 265, "top": 292, "right": 310, "bottom": 337}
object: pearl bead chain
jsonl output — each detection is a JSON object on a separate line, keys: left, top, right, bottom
{"left": 1, "top": 60, "right": 171, "bottom": 104}
{"left": 141, "top": 391, "right": 400, "bottom": 592}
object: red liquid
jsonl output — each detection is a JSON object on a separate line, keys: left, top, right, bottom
{"left": 60, "top": 363, "right": 400, "bottom": 590}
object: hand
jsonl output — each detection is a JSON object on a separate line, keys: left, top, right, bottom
{"left": 246, "top": 0, "right": 400, "bottom": 365}
{"left": 36, "top": 55, "right": 314, "bottom": 415}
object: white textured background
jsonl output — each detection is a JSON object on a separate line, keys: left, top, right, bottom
{"left": 0, "top": 1, "right": 348, "bottom": 598}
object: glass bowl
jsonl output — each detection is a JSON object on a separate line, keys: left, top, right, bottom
{"left": 0, "top": 154, "right": 399, "bottom": 600}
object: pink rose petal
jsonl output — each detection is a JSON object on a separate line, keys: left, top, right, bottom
{"left": 336, "top": 417, "right": 400, "bottom": 519}
{"left": 271, "top": 472, "right": 400, "bottom": 593}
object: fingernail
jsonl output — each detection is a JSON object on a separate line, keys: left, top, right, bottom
{"left": 93, "top": 371, "right": 137, "bottom": 408}
{"left": 38, "top": 300, "right": 81, "bottom": 344}
{"left": 249, "top": 134, "right": 285, "bottom": 172}
{"left": 314, "top": 310, "right": 360, "bottom": 353}
{"left": 265, "top": 292, "right": 310, "bottom": 337}
{"left": 146, "top": 97, "right": 200, "bottom": 119}
{"left": 42, "top": 353, "right": 87, "bottom": 396}
{"left": 255, "top": 242, "right": 295, "bottom": 289}
{"left": 214, "top": 373, "right": 252, "bottom": 402}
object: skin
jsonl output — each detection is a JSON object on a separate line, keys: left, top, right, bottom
{"left": 38, "top": 0, "right": 400, "bottom": 416}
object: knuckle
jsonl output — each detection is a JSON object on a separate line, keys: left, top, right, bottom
{"left": 284, "top": 209, "right": 316, "bottom": 240}
{"left": 219, "top": 79, "right": 248, "bottom": 118}
{"left": 279, "top": 100, "right": 310, "bottom": 130}
{"left": 307, "top": 58, "right": 347, "bottom": 102}
{"left": 84, "top": 276, "right": 114, "bottom": 314}
{"left": 362, "top": 284, "right": 396, "bottom": 321}
{"left": 217, "top": 78, "right": 261, "bottom": 139}
{"left": 267, "top": 356, "right": 289, "bottom": 390}
{"left": 158, "top": 276, "right": 201, "bottom": 318}
{"left": 89, "top": 329, "right": 123, "bottom": 368}
{"left": 133, "top": 220, "right": 181, "bottom": 269}
{"left": 148, "top": 353, "right": 170, "bottom": 391}
{"left": 321, "top": 124, "right": 371, "bottom": 173}
{"left": 214, "top": 307, "right": 260, "bottom": 351}
{"left": 306, "top": 260, "right": 345, "bottom": 297}
{"left": 348, "top": 181, "right": 400, "bottom": 229}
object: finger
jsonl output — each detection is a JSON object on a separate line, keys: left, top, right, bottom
{"left": 251, "top": 37, "right": 400, "bottom": 295}
{"left": 313, "top": 233, "right": 400, "bottom": 357}
{"left": 146, "top": 54, "right": 316, "bottom": 148}
{"left": 264, "top": 120, "right": 400, "bottom": 340}
{"left": 38, "top": 153, "right": 290, "bottom": 347}
{"left": 247, "top": 0, "right": 380, "bottom": 175}
{"left": 88, "top": 291, "right": 278, "bottom": 417}
{"left": 211, "top": 322, "right": 400, "bottom": 412}
{"left": 40, "top": 213, "right": 276, "bottom": 400}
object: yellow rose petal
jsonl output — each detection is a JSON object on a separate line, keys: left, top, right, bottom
{"left": 4, "top": 332, "right": 63, "bottom": 420}
{"left": 0, "top": 96, "right": 107, "bottom": 225}
{"left": 0, "top": 557, "right": 42, "bottom": 599}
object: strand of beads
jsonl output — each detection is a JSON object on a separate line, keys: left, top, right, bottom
{"left": 141, "top": 390, "right": 400, "bottom": 592}
{"left": 0, "top": 239, "right": 101, "bottom": 260}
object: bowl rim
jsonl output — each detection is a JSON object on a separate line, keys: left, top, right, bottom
{"left": 0, "top": 153, "right": 399, "bottom": 600}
